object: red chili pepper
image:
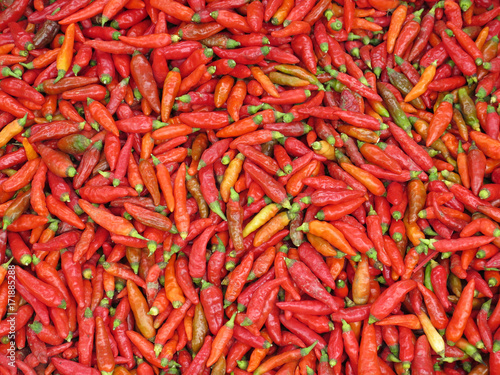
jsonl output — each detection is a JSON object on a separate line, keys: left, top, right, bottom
{"left": 16, "top": 266, "right": 66, "bottom": 308}
{"left": 51, "top": 358, "right": 100, "bottom": 375}
{"left": 283, "top": 257, "right": 341, "bottom": 312}
{"left": 446, "top": 279, "right": 475, "bottom": 344}
{"left": 200, "top": 280, "right": 224, "bottom": 336}
{"left": 243, "top": 161, "right": 290, "bottom": 208}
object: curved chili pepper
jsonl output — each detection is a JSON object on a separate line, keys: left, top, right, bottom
{"left": 446, "top": 279, "right": 475, "bottom": 345}
{"left": 16, "top": 266, "right": 66, "bottom": 309}
{"left": 200, "top": 280, "right": 224, "bottom": 335}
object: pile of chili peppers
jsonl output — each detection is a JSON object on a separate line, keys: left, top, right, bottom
{"left": 2, "top": 0, "right": 500, "bottom": 374}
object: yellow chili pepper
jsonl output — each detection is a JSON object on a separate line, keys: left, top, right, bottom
{"left": 311, "top": 140, "right": 335, "bottom": 160}
{"left": 417, "top": 310, "right": 446, "bottom": 357}
{"left": 242, "top": 203, "right": 281, "bottom": 237}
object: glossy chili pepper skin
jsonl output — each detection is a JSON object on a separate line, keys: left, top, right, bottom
{"left": 285, "top": 257, "right": 342, "bottom": 312}
{"left": 369, "top": 280, "right": 417, "bottom": 323}
{"left": 200, "top": 280, "right": 224, "bottom": 336}
{"left": 131, "top": 52, "right": 161, "bottom": 114}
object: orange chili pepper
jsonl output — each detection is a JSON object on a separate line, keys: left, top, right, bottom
{"left": 426, "top": 94, "right": 454, "bottom": 147}
{"left": 220, "top": 153, "right": 244, "bottom": 202}
{"left": 352, "top": 255, "right": 370, "bottom": 305}
{"left": 55, "top": 23, "right": 75, "bottom": 82}
{"left": 299, "top": 220, "right": 359, "bottom": 259}
{"left": 214, "top": 75, "right": 235, "bottom": 108}
{"left": 341, "top": 162, "right": 386, "bottom": 196}
{"left": 254, "top": 211, "right": 293, "bottom": 247}
{"left": 206, "top": 312, "right": 237, "bottom": 366}
{"left": 475, "top": 27, "right": 489, "bottom": 50}
{"left": 405, "top": 61, "right": 437, "bottom": 102}
{"left": 0, "top": 44, "right": 14, "bottom": 55}
{"left": 307, "top": 233, "right": 337, "bottom": 257}
{"left": 227, "top": 80, "right": 246, "bottom": 122}
{"left": 250, "top": 66, "right": 280, "bottom": 98}
{"left": 161, "top": 70, "right": 181, "bottom": 122}
{"left": 164, "top": 253, "right": 186, "bottom": 308}
{"left": 386, "top": 4, "right": 408, "bottom": 54}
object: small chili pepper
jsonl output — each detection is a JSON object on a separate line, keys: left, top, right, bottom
{"left": 446, "top": 279, "right": 475, "bottom": 345}
{"left": 54, "top": 23, "right": 74, "bottom": 82}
